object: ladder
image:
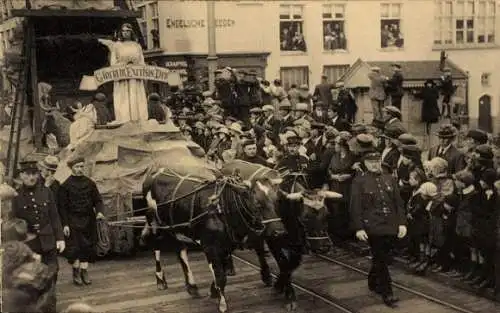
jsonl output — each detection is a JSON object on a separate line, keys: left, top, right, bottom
{"left": 5, "top": 20, "right": 32, "bottom": 182}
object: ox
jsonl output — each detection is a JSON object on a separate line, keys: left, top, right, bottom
{"left": 221, "top": 160, "right": 341, "bottom": 310}
{"left": 140, "top": 169, "right": 284, "bottom": 313}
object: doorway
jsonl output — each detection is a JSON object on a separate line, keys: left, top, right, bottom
{"left": 478, "top": 94, "right": 492, "bottom": 133}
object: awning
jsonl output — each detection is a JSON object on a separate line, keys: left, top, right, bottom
{"left": 338, "top": 58, "right": 468, "bottom": 88}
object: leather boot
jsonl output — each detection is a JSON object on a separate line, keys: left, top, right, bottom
{"left": 81, "top": 269, "right": 92, "bottom": 285}
{"left": 462, "top": 265, "right": 477, "bottom": 281}
{"left": 72, "top": 268, "right": 83, "bottom": 286}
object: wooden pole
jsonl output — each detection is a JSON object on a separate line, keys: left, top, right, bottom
{"left": 206, "top": 1, "right": 218, "bottom": 92}
{"left": 29, "top": 20, "right": 42, "bottom": 150}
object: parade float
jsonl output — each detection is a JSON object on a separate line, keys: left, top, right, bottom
{"left": 2, "top": 1, "right": 215, "bottom": 255}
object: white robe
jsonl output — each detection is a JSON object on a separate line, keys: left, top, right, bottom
{"left": 98, "top": 39, "right": 149, "bottom": 123}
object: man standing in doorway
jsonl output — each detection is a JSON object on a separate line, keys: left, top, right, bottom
{"left": 58, "top": 157, "right": 105, "bottom": 286}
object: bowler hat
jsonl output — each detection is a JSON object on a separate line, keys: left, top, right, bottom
{"left": 466, "top": 129, "right": 488, "bottom": 144}
{"left": 436, "top": 124, "right": 458, "bottom": 138}
{"left": 37, "top": 155, "right": 59, "bottom": 172}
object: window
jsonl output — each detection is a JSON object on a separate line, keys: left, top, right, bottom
{"left": 322, "top": 4, "right": 347, "bottom": 51}
{"left": 323, "top": 65, "right": 350, "bottom": 83}
{"left": 280, "top": 67, "right": 309, "bottom": 90}
{"left": 149, "top": 2, "right": 160, "bottom": 49}
{"left": 133, "top": 1, "right": 162, "bottom": 50}
{"left": 137, "top": 5, "right": 148, "bottom": 47}
{"left": 279, "top": 5, "right": 307, "bottom": 52}
{"left": 481, "top": 72, "right": 491, "bottom": 86}
{"left": 434, "top": 0, "right": 496, "bottom": 47}
{"left": 380, "top": 3, "right": 404, "bottom": 49}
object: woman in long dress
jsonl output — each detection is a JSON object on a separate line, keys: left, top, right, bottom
{"left": 98, "top": 23, "right": 148, "bottom": 122}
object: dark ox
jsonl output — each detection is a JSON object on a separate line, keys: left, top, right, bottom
{"left": 220, "top": 160, "right": 341, "bottom": 310}
{"left": 141, "top": 169, "right": 282, "bottom": 313}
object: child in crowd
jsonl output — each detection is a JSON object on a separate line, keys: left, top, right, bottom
{"left": 406, "top": 168, "right": 429, "bottom": 266}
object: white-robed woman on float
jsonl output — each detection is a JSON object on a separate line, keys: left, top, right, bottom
{"left": 98, "top": 23, "right": 149, "bottom": 122}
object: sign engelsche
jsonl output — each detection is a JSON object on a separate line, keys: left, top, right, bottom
{"left": 166, "top": 18, "right": 235, "bottom": 29}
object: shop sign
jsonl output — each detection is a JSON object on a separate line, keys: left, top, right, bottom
{"left": 93, "top": 65, "right": 180, "bottom": 86}
{"left": 165, "top": 18, "right": 235, "bottom": 29}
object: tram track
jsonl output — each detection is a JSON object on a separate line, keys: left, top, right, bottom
{"left": 233, "top": 249, "right": 496, "bottom": 313}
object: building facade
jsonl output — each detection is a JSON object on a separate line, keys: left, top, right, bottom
{"left": 1, "top": 1, "right": 499, "bottom": 131}
{"left": 129, "top": 0, "right": 500, "bottom": 132}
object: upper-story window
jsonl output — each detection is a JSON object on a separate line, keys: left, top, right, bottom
{"left": 380, "top": 3, "right": 404, "bottom": 49}
{"left": 133, "top": 1, "right": 161, "bottom": 50}
{"left": 322, "top": 3, "right": 347, "bottom": 51}
{"left": 434, "top": 0, "right": 496, "bottom": 48}
{"left": 279, "top": 5, "right": 307, "bottom": 52}
{"left": 149, "top": 2, "right": 160, "bottom": 49}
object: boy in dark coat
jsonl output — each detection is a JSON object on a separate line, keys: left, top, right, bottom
{"left": 59, "top": 157, "right": 105, "bottom": 286}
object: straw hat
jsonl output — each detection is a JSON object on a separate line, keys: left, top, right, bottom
{"left": 37, "top": 155, "right": 59, "bottom": 172}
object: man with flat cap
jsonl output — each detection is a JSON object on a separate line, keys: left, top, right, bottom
{"left": 58, "top": 157, "right": 105, "bottom": 286}
{"left": 350, "top": 151, "right": 407, "bottom": 307}
{"left": 11, "top": 159, "right": 66, "bottom": 312}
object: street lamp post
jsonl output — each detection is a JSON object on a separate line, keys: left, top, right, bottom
{"left": 207, "top": 1, "right": 218, "bottom": 91}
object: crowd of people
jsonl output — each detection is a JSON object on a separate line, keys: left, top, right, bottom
{"left": 2, "top": 69, "right": 500, "bottom": 311}
{"left": 160, "top": 77, "right": 500, "bottom": 304}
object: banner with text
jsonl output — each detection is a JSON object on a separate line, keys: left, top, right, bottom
{"left": 93, "top": 65, "right": 181, "bottom": 86}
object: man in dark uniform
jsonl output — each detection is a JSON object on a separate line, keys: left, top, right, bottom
{"left": 58, "top": 157, "right": 105, "bottom": 286}
{"left": 350, "top": 152, "right": 407, "bottom": 308}
{"left": 11, "top": 160, "right": 65, "bottom": 312}
{"left": 239, "top": 139, "right": 269, "bottom": 166}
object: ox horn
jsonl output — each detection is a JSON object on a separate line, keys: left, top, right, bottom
{"left": 318, "top": 190, "right": 343, "bottom": 199}
{"left": 242, "top": 180, "right": 252, "bottom": 188}
{"left": 286, "top": 192, "right": 303, "bottom": 201}
{"left": 269, "top": 178, "right": 283, "bottom": 185}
